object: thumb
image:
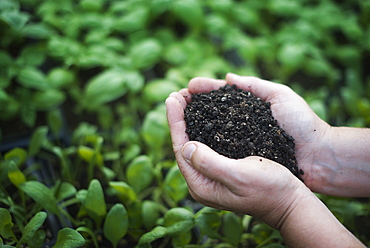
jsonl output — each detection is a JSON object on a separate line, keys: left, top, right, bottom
{"left": 181, "top": 141, "right": 239, "bottom": 185}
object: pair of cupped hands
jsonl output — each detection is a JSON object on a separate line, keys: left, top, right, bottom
{"left": 165, "top": 73, "right": 331, "bottom": 229}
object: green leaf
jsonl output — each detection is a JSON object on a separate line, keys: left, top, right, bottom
{"left": 304, "top": 57, "right": 332, "bottom": 78}
{"left": 53, "top": 181, "right": 77, "bottom": 202}
{"left": 17, "top": 66, "right": 49, "bottom": 90}
{"left": 104, "top": 203, "right": 129, "bottom": 248}
{"left": 223, "top": 212, "right": 242, "bottom": 246}
{"left": 48, "top": 36, "right": 82, "bottom": 61}
{"left": 166, "top": 219, "right": 194, "bottom": 237}
{"left": 4, "top": 147, "right": 27, "bottom": 166}
{"left": 83, "top": 69, "right": 128, "bottom": 109}
{"left": 126, "top": 155, "right": 154, "bottom": 193}
{"left": 277, "top": 43, "right": 306, "bottom": 71}
{"left": 142, "top": 201, "right": 161, "bottom": 229}
{"left": 164, "top": 43, "right": 188, "bottom": 65}
{"left": 47, "top": 68, "right": 74, "bottom": 89}
{"left": 100, "top": 166, "right": 116, "bottom": 181}
{"left": 195, "top": 207, "right": 222, "bottom": 239}
{"left": 129, "top": 39, "right": 162, "bottom": 69}
{"left": 113, "top": 7, "right": 149, "bottom": 34}
{"left": 126, "top": 200, "right": 143, "bottom": 229}
{"left": 164, "top": 166, "right": 188, "bottom": 203}
{"left": 77, "top": 146, "right": 103, "bottom": 165}
{"left": 150, "top": 0, "right": 172, "bottom": 16}
{"left": 78, "top": 44, "right": 117, "bottom": 68}
{"left": 22, "top": 23, "right": 54, "bottom": 39}
{"left": 139, "top": 226, "right": 167, "bottom": 244}
{"left": 141, "top": 104, "right": 169, "bottom": 159}
{"left": 76, "top": 189, "right": 87, "bottom": 204}
{"left": 77, "top": 146, "right": 95, "bottom": 162}
{"left": 204, "top": 14, "right": 229, "bottom": 35}
{"left": 32, "top": 89, "right": 65, "bottom": 111}
{"left": 76, "top": 226, "right": 99, "bottom": 248}
{"left": 269, "top": 0, "right": 299, "bottom": 17}
{"left": 1, "top": 10, "right": 29, "bottom": 30}
{"left": 29, "top": 126, "right": 48, "bottom": 156}
{"left": 7, "top": 160, "right": 26, "bottom": 188}
{"left": 0, "top": 208, "right": 15, "bottom": 239}
{"left": 172, "top": 0, "right": 204, "bottom": 28}
{"left": 209, "top": 0, "right": 233, "bottom": 12}
{"left": 164, "top": 208, "right": 194, "bottom": 236}
{"left": 80, "top": 0, "right": 104, "bottom": 11}
{"left": 85, "top": 179, "right": 106, "bottom": 227}
{"left": 0, "top": 240, "right": 15, "bottom": 248}
{"left": 0, "top": 94, "right": 19, "bottom": 119}
{"left": 0, "top": 50, "right": 13, "bottom": 68}
{"left": 123, "top": 70, "right": 144, "bottom": 93}
{"left": 171, "top": 230, "right": 192, "bottom": 247}
{"left": 97, "top": 105, "right": 114, "bottom": 130}
{"left": 52, "top": 228, "right": 85, "bottom": 248}
{"left": 0, "top": 0, "right": 19, "bottom": 13}
{"left": 19, "top": 181, "right": 60, "bottom": 215}
{"left": 251, "top": 223, "right": 276, "bottom": 244}
{"left": 28, "top": 229, "right": 46, "bottom": 248}
{"left": 109, "top": 181, "right": 137, "bottom": 204}
{"left": 17, "top": 45, "right": 46, "bottom": 66}
{"left": 19, "top": 211, "right": 47, "bottom": 244}
{"left": 21, "top": 104, "right": 36, "bottom": 127}
{"left": 143, "top": 79, "right": 180, "bottom": 103}
{"left": 123, "top": 144, "right": 141, "bottom": 163}
{"left": 47, "top": 109, "right": 63, "bottom": 136}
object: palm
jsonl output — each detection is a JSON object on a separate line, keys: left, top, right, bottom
{"left": 257, "top": 85, "right": 330, "bottom": 187}
{"left": 182, "top": 76, "right": 330, "bottom": 187}
{"left": 166, "top": 85, "right": 305, "bottom": 226}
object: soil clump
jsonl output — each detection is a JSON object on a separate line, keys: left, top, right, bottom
{"left": 184, "top": 84, "right": 303, "bottom": 180}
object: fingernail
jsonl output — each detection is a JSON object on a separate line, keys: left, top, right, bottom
{"left": 182, "top": 143, "right": 196, "bottom": 163}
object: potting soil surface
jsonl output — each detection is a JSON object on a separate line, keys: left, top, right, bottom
{"left": 184, "top": 84, "right": 303, "bottom": 180}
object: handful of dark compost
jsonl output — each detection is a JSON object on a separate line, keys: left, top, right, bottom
{"left": 184, "top": 84, "right": 304, "bottom": 180}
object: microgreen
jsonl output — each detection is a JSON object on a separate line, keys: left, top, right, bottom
{"left": 0, "top": 0, "right": 368, "bottom": 247}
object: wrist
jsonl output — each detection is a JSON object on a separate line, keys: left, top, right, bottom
{"left": 307, "top": 126, "right": 370, "bottom": 197}
{"left": 274, "top": 182, "right": 313, "bottom": 230}
{"left": 278, "top": 184, "right": 365, "bottom": 247}
{"left": 260, "top": 179, "right": 312, "bottom": 230}
{"left": 303, "top": 124, "right": 337, "bottom": 194}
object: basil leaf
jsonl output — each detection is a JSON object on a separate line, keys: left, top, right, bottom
{"left": 104, "top": 203, "right": 129, "bottom": 248}
{"left": 52, "top": 228, "right": 85, "bottom": 248}
{"left": 20, "top": 181, "right": 60, "bottom": 215}
{"left": 85, "top": 179, "right": 106, "bottom": 227}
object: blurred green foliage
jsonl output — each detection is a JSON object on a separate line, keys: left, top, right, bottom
{"left": 0, "top": 0, "right": 369, "bottom": 247}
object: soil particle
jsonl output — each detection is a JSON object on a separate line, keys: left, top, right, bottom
{"left": 184, "top": 84, "right": 303, "bottom": 180}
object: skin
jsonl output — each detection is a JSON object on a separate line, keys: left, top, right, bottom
{"left": 165, "top": 73, "right": 368, "bottom": 247}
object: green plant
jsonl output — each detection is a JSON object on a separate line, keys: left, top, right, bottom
{"left": 1, "top": 0, "right": 369, "bottom": 247}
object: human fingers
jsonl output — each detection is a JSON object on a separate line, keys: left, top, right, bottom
{"left": 180, "top": 141, "right": 239, "bottom": 209}
{"left": 188, "top": 77, "right": 227, "bottom": 94}
{"left": 181, "top": 141, "right": 247, "bottom": 188}
{"left": 181, "top": 140, "right": 287, "bottom": 189}
{"left": 165, "top": 94, "right": 189, "bottom": 154}
{"left": 168, "top": 91, "right": 188, "bottom": 109}
{"left": 181, "top": 141, "right": 302, "bottom": 217}
{"left": 178, "top": 88, "right": 192, "bottom": 104}
{"left": 226, "top": 73, "right": 293, "bottom": 102}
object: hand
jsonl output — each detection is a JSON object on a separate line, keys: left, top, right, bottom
{"left": 165, "top": 76, "right": 366, "bottom": 247}
{"left": 223, "top": 74, "right": 333, "bottom": 192}
{"left": 165, "top": 80, "right": 309, "bottom": 228}
{"left": 177, "top": 73, "right": 331, "bottom": 194}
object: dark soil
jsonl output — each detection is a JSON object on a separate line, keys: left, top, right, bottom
{"left": 184, "top": 84, "right": 303, "bottom": 180}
